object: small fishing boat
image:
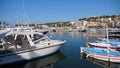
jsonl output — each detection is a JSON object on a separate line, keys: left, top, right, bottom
{"left": 80, "top": 47, "right": 120, "bottom": 63}
{"left": 0, "top": 28, "right": 66, "bottom": 65}
{"left": 89, "top": 38, "right": 120, "bottom": 51}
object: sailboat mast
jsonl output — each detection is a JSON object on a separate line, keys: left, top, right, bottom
{"left": 22, "top": 0, "right": 30, "bottom": 27}
{"left": 106, "top": 25, "right": 110, "bottom": 61}
{"left": 23, "top": 0, "right": 25, "bottom": 23}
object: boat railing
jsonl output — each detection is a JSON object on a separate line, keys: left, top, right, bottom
{"left": 34, "top": 40, "right": 65, "bottom": 47}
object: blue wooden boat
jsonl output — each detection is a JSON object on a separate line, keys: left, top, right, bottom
{"left": 81, "top": 47, "right": 120, "bottom": 63}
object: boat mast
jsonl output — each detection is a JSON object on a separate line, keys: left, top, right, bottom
{"left": 23, "top": 0, "right": 31, "bottom": 27}
{"left": 106, "top": 25, "right": 110, "bottom": 61}
{"left": 23, "top": 0, "right": 26, "bottom": 24}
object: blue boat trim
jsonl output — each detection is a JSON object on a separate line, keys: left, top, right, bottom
{"left": 83, "top": 47, "right": 120, "bottom": 56}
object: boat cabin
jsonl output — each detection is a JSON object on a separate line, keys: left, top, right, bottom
{"left": 0, "top": 30, "right": 50, "bottom": 51}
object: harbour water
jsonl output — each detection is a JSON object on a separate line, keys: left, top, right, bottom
{"left": 1, "top": 31, "right": 120, "bottom": 68}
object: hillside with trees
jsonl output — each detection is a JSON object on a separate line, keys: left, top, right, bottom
{"left": 2, "top": 15, "right": 120, "bottom": 28}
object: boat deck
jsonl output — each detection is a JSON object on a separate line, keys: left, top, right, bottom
{"left": 82, "top": 47, "right": 120, "bottom": 56}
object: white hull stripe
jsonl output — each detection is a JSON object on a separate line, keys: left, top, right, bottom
{"left": 0, "top": 44, "right": 63, "bottom": 57}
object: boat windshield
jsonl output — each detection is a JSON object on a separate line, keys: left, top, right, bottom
{"left": 32, "top": 34, "right": 45, "bottom": 41}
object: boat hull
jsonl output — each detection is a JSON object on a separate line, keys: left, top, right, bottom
{"left": 81, "top": 54, "right": 120, "bottom": 68}
{"left": 81, "top": 47, "right": 120, "bottom": 63}
{"left": 89, "top": 43, "right": 120, "bottom": 51}
{"left": 0, "top": 45, "right": 63, "bottom": 65}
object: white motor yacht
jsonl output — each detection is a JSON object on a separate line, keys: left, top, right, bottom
{"left": 0, "top": 29, "right": 66, "bottom": 65}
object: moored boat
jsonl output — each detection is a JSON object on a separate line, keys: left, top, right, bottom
{"left": 0, "top": 28, "right": 66, "bottom": 65}
{"left": 80, "top": 47, "right": 120, "bottom": 63}
{"left": 89, "top": 38, "right": 120, "bottom": 51}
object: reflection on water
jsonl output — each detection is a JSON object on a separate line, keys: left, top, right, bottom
{"left": 69, "top": 32, "right": 87, "bottom": 38}
{"left": 81, "top": 53, "right": 120, "bottom": 68}
{"left": 0, "top": 51, "right": 66, "bottom": 68}
{"left": 49, "top": 32, "right": 102, "bottom": 68}
{"left": 50, "top": 29, "right": 106, "bottom": 40}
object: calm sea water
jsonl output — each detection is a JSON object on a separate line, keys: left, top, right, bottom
{"left": 1, "top": 32, "right": 120, "bottom": 68}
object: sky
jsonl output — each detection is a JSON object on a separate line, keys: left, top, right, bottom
{"left": 0, "top": 0, "right": 120, "bottom": 26}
